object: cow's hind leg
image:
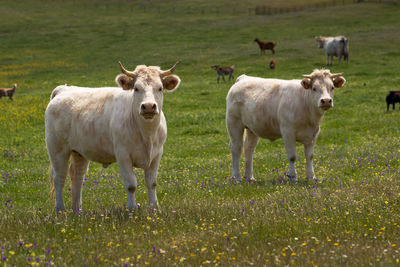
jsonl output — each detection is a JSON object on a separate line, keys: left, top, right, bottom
{"left": 244, "top": 129, "right": 259, "bottom": 181}
{"left": 227, "top": 116, "right": 245, "bottom": 182}
{"left": 69, "top": 151, "right": 89, "bottom": 212}
{"left": 49, "top": 148, "right": 70, "bottom": 212}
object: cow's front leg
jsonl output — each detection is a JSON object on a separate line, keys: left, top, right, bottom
{"left": 117, "top": 157, "right": 138, "bottom": 211}
{"left": 282, "top": 133, "right": 297, "bottom": 181}
{"left": 304, "top": 141, "right": 316, "bottom": 180}
{"left": 144, "top": 154, "right": 161, "bottom": 211}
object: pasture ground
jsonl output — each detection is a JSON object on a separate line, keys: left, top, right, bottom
{"left": 1, "top": 0, "right": 400, "bottom": 265}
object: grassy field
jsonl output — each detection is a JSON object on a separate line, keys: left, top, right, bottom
{"left": 1, "top": 0, "right": 400, "bottom": 265}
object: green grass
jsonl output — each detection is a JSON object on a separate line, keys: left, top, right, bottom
{"left": 1, "top": 0, "right": 400, "bottom": 265}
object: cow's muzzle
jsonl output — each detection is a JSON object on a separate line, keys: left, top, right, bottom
{"left": 319, "top": 98, "right": 333, "bottom": 110}
{"left": 140, "top": 103, "right": 158, "bottom": 119}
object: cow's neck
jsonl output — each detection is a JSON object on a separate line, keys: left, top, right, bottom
{"left": 133, "top": 114, "right": 161, "bottom": 143}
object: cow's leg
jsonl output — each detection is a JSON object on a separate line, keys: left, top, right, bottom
{"left": 282, "top": 132, "right": 297, "bottom": 181}
{"left": 217, "top": 76, "right": 220, "bottom": 84}
{"left": 304, "top": 141, "right": 316, "bottom": 180}
{"left": 244, "top": 129, "right": 259, "bottom": 181}
{"left": 222, "top": 75, "right": 226, "bottom": 83}
{"left": 69, "top": 151, "right": 89, "bottom": 212}
{"left": 117, "top": 156, "right": 138, "bottom": 211}
{"left": 387, "top": 103, "right": 390, "bottom": 112}
{"left": 271, "top": 48, "right": 275, "bottom": 54}
{"left": 227, "top": 116, "right": 245, "bottom": 182}
{"left": 144, "top": 153, "right": 162, "bottom": 211}
{"left": 48, "top": 147, "right": 70, "bottom": 212}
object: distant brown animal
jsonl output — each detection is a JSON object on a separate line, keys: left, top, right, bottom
{"left": 386, "top": 91, "right": 400, "bottom": 111}
{"left": 269, "top": 59, "right": 275, "bottom": 69}
{"left": 211, "top": 65, "right": 235, "bottom": 83}
{"left": 254, "top": 38, "right": 276, "bottom": 55}
{"left": 0, "top": 84, "right": 17, "bottom": 100}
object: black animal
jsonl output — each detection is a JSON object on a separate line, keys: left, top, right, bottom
{"left": 211, "top": 65, "right": 235, "bottom": 83}
{"left": 386, "top": 91, "right": 400, "bottom": 111}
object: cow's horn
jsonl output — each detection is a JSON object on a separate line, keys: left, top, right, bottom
{"left": 119, "top": 61, "right": 136, "bottom": 78}
{"left": 302, "top": 75, "right": 313, "bottom": 79}
{"left": 330, "top": 72, "right": 343, "bottom": 78}
{"left": 161, "top": 61, "right": 179, "bottom": 77}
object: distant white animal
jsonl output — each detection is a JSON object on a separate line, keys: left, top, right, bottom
{"left": 45, "top": 61, "right": 180, "bottom": 212}
{"left": 316, "top": 36, "right": 349, "bottom": 65}
{"left": 226, "top": 69, "right": 346, "bottom": 182}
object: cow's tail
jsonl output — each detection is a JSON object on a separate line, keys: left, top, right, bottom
{"left": 49, "top": 164, "right": 55, "bottom": 203}
{"left": 342, "top": 37, "right": 349, "bottom": 62}
{"left": 235, "top": 74, "right": 248, "bottom": 83}
{"left": 50, "top": 85, "right": 68, "bottom": 100}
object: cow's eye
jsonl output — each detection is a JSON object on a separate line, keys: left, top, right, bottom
{"left": 312, "top": 87, "right": 317, "bottom": 92}
{"left": 159, "top": 87, "right": 163, "bottom": 92}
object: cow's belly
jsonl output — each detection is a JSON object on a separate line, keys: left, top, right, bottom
{"left": 241, "top": 112, "right": 281, "bottom": 141}
{"left": 71, "top": 144, "right": 116, "bottom": 165}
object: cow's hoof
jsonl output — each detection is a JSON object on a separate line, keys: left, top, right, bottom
{"left": 232, "top": 176, "right": 242, "bottom": 183}
{"left": 246, "top": 177, "right": 257, "bottom": 184}
{"left": 287, "top": 175, "right": 298, "bottom": 182}
{"left": 149, "top": 203, "right": 160, "bottom": 213}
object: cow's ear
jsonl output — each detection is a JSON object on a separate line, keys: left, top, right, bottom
{"left": 162, "top": 75, "right": 181, "bottom": 92}
{"left": 333, "top": 76, "right": 346, "bottom": 88}
{"left": 115, "top": 74, "right": 135, "bottom": 90}
{"left": 301, "top": 78, "right": 312, "bottom": 89}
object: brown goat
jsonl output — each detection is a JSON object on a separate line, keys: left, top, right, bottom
{"left": 211, "top": 65, "right": 235, "bottom": 83}
{"left": 0, "top": 84, "right": 17, "bottom": 100}
{"left": 254, "top": 38, "right": 276, "bottom": 55}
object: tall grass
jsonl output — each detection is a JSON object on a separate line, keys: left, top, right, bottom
{"left": 0, "top": 0, "right": 400, "bottom": 265}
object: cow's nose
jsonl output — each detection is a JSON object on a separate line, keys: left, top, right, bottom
{"left": 320, "top": 98, "right": 332, "bottom": 105}
{"left": 141, "top": 103, "right": 157, "bottom": 113}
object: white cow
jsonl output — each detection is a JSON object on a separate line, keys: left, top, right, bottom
{"left": 316, "top": 36, "right": 349, "bottom": 66}
{"left": 226, "top": 69, "right": 346, "bottom": 182}
{"left": 45, "top": 61, "right": 180, "bottom": 212}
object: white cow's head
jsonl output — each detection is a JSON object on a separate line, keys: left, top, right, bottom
{"left": 116, "top": 62, "right": 180, "bottom": 120}
{"left": 315, "top": 36, "right": 326, "bottom": 48}
{"left": 301, "top": 69, "right": 346, "bottom": 112}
